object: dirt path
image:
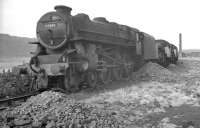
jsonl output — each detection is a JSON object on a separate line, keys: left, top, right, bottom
{"left": 147, "top": 105, "right": 200, "bottom": 128}
{"left": 1, "top": 57, "right": 200, "bottom": 128}
{"left": 81, "top": 58, "right": 200, "bottom": 127}
{"left": 140, "top": 58, "right": 200, "bottom": 128}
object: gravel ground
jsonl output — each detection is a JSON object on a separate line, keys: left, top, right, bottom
{"left": 1, "top": 57, "right": 200, "bottom": 128}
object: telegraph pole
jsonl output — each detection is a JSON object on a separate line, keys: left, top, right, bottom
{"left": 179, "top": 33, "right": 182, "bottom": 57}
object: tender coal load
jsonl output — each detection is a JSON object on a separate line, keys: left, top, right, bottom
{"left": 132, "top": 62, "right": 179, "bottom": 82}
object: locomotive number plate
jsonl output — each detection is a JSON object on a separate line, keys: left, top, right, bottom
{"left": 44, "top": 23, "right": 57, "bottom": 28}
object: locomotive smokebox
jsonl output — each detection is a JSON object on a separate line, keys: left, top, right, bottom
{"left": 54, "top": 5, "right": 72, "bottom": 15}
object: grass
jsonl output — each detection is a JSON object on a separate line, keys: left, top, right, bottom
{"left": 0, "top": 57, "right": 30, "bottom": 72}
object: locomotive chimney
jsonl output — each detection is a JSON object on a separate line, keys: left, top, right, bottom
{"left": 54, "top": 5, "right": 72, "bottom": 15}
{"left": 179, "top": 33, "right": 182, "bottom": 57}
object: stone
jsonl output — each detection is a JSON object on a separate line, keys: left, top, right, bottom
{"left": 46, "top": 121, "right": 56, "bottom": 128}
{"left": 32, "top": 121, "right": 42, "bottom": 128}
{"left": 14, "top": 118, "right": 31, "bottom": 126}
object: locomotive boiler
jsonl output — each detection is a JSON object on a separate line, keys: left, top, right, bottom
{"left": 29, "top": 5, "right": 178, "bottom": 91}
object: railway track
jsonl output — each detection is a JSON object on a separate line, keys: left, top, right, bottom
{"left": 0, "top": 87, "right": 69, "bottom": 111}
{"left": 0, "top": 91, "right": 40, "bottom": 110}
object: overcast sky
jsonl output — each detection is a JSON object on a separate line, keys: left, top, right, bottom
{"left": 1, "top": 0, "right": 200, "bottom": 49}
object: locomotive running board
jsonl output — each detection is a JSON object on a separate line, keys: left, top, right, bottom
{"left": 29, "top": 41, "right": 40, "bottom": 44}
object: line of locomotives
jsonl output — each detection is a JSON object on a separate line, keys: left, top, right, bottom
{"left": 28, "top": 5, "right": 178, "bottom": 91}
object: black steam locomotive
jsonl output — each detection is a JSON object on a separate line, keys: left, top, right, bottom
{"left": 29, "top": 5, "right": 178, "bottom": 91}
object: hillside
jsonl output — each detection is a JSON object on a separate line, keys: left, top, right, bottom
{"left": 0, "top": 34, "right": 36, "bottom": 58}
{"left": 183, "top": 49, "right": 200, "bottom": 57}
{"left": 183, "top": 49, "right": 200, "bottom": 53}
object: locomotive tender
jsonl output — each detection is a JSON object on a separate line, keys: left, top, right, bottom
{"left": 29, "top": 5, "right": 178, "bottom": 91}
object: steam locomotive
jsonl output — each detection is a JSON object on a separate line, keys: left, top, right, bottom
{"left": 29, "top": 5, "right": 178, "bottom": 91}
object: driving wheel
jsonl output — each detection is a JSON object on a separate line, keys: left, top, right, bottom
{"left": 66, "top": 73, "right": 80, "bottom": 92}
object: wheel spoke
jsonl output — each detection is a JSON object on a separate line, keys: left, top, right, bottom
{"left": 99, "top": 69, "right": 111, "bottom": 84}
{"left": 112, "top": 68, "right": 121, "bottom": 81}
{"left": 87, "top": 71, "right": 97, "bottom": 88}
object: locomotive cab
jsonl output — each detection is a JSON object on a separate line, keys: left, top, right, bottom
{"left": 155, "top": 40, "right": 170, "bottom": 67}
{"left": 170, "top": 44, "right": 178, "bottom": 64}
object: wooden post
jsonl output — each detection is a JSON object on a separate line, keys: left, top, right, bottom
{"left": 179, "top": 33, "right": 182, "bottom": 57}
